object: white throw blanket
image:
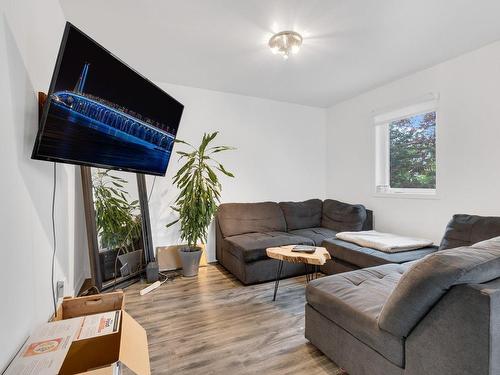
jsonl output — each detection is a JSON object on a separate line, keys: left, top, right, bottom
{"left": 336, "top": 230, "right": 433, "bottom": 253}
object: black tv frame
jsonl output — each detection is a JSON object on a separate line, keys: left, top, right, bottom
{"left": 32, "top": 22, "right": 184, "bottom": 177}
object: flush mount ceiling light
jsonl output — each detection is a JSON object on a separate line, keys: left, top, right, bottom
{"left": 268, "top": 30, "right": 303, "bottom": 60}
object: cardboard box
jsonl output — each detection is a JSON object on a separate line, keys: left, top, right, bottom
{"left": 57, "top": 292, "right": 150, "bottom": 375}
{"left": 157, "top": 243, "right": 208, "bottom": 271}
{"left": 6, "top": 291, "right": 149, "bottom": 375}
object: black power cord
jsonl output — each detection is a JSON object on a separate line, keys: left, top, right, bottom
{"left": 51, "top": 162, "right": 57, "bottom": 316}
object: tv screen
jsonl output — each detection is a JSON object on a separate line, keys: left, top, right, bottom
{"left": 32, "top": 22, "right": 184, "bottom": 176}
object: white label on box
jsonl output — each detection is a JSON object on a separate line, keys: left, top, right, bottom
{"left": 75, "top": 310, "right": 121, "bottom": 341}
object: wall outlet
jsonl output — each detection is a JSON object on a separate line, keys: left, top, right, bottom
{"left": 56, "top": 281, "right": 65, "bottom": 299}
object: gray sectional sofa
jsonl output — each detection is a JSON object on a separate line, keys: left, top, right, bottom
{"left": 305, "top": 214, "right": 500, "bottom": 375}
{"left": 215, "top": 199, "right": 436, "bottom": 284}
{"left": 215, "top": 199, "right": 366, "bottom": 284}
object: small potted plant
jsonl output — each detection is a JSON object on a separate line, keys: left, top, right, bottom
{"left": 167, "top": 132, "right": 234, "bottom": 277}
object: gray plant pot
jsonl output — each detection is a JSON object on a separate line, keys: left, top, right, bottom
{"left": 179, "top": 246, "right": 202, "bottom": 277}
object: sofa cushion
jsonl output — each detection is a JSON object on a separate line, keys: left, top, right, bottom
{"left": 217, "top": 202, "right": 286, "bottom": 237}
{"left": 306, "top": 264, "right": 409, "bottom": 366}
{"left": 279, "top": 199, "right": 323, "bottom": 230}
{"left": 323, "top": 238, "right": 438, "bottom": 268}
{"left": 439, "top": 214, "right": 500, "bottom": 250}
{"left": 379, "top": 236, "right": 500, "bottom": 338}
{"left": 322, "top": 199, "right": 367, "bottom": 232}
{"left": 289, "top": 227, "right": 337, "bottom": 246}
{"left": 225, "top": 232, "right": 314, "bottom": 263}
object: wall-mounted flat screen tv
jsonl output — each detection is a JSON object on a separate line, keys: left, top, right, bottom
{"left": 32, "top": 22, "right": 184, "bottom": 176}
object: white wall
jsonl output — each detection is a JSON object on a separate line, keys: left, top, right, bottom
{"left": 326, "top": 41, "right": 500, "bottom": 244}
{"left": 146, "top": 83, "right": 327, "bottom": 261}
{"left": 0, "top": 0, "right": 88, "bottom": 370}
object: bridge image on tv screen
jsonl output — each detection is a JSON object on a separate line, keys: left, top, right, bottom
{"left": 33, "top": 23, "right": 184, "bottom": 176}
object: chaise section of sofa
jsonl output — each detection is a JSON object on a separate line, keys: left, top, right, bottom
{"left": 320, "top": 238, "right": 438, "bottom": 274}
{"left": 305, "top": 233, "right": 500, "bottom": 375}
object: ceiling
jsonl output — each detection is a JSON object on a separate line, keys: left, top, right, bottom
{"left": 60, "top": 0, "right": 500, "bottom": 107}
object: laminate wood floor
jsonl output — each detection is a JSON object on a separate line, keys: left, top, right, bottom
{"left": 124, "top": 264, "right": 344, "bottom": 375}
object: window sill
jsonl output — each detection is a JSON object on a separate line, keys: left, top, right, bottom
{"left": 373, "top": 191, "right": 440, "bottom": 200}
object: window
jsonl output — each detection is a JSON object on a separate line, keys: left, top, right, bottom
{"left": 375, "top": 97, "right": 437, "bottom": 196}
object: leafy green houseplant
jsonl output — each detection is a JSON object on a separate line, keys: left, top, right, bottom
{"left": 93, "top": 169, "right": 143, "bottom": 277}
{"left": 167, "top": 132, "right": 234, "bottom": 276}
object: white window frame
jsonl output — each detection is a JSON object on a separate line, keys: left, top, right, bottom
{"left": 374, "top": 96, "right": 438, "bottom": 198}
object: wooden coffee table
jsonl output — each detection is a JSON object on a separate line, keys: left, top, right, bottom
{"left": 266, "top": 245, "right": 331, "bottom": 301}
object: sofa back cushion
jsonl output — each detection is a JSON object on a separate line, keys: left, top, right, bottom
{"left": 439, "top": 214, "right": 500, "bottom": 250}
{"left": 217, "top": 202, "right": 286, "bottom": 237}
{"left": 279, "top": 199, "right": 323, "bottom": 231}
{"left": 378, "top": 236, "right": 500, "bottom": 338}
{"left": 321, "top": 199, "right": 367, "bottom": 232}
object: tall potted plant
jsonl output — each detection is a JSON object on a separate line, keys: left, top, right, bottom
{"left": 167, "top": 132, "right": 235, "bottom": 276}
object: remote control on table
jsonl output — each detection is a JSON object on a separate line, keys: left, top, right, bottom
{"left": 291, "top": 245, "right": 317, "bottom": 254}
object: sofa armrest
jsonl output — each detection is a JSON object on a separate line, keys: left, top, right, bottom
{"left": 405, "top": 279, "right": 500, "bottom": 375}
{"left": 362, "top": 210, "right": 373, "bottom": 231}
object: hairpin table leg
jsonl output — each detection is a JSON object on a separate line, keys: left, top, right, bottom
{"left": 273, "top": 260, "right": 284, "bottom": 301}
